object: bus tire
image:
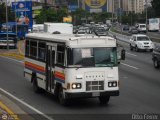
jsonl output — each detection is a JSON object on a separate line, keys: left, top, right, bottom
{"left": 99, "top": 96, "right": 110, "bottom": 105}
{"left": 58, "top": 86, "right": 68, "bottom": 105}
{"left": 153, "top": 59, "right": 159, "bottom": 68}
{"left": 32, "top": 76, "right": 41, "bottom": 93}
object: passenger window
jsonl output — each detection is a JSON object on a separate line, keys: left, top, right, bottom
{"left": 30, "top": 41, "right": 37, "bottom": 58}
{"left": 52, "top": 50, "right": 55, "bottom": 67}
{"left": 56, "top": 45, "right": 65, "bottom": 66}
{"left": 38, "top": 42, "right": 46, "bottom": 61}
{"left": 25, "top": 40, "right": 29, "bottom": 56}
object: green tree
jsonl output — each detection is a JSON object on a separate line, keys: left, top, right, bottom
{"left": 0, "top": 3, "right": 15, "bottom": 24}
{"left": 35, "top": 8, "right": 68, "bottom": 24}
{"left": 147, "top": 7, "right": 156, "bottom": 18}
{"left": 151, "top": 0, "right": 160, "bottom": 17}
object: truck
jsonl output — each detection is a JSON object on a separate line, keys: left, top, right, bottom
{"left": 44, "top": 23, "right": 73, "bottom": 34}
{"left": 148, "top": 18, "right": 160, "bottom": 32}
{"left": 24, "top": 32, "right": 126, "bottom": 105}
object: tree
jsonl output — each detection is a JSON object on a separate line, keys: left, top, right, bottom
{"left": 0, "top": 3, "right": 15, "bottom": 24}
{"left": 151, "top": 0, "right": 160, "bottom": 17}
{"left": 35, "top": 8, "right": 68, "bottom": 24}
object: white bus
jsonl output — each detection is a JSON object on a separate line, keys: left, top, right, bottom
{"left": 24, "top": 32, "right": 125, "bottom": 105}
{"left": 148, "top": 18, "right": 160, "bottom": 32}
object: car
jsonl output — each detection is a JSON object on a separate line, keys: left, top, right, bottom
{"left": 123, "top": 25, "right": 129, "bottom": 31}
{"left": 129, "top": 27, "right": 138, "bottom": 34}
{"left": 152, "top": 44, "right": 160, "bottom": 68}
{"left": 94, "top": 27, "right": 107, "bottom": 36}
{"left": 76, "top": 28, "right": 87, "bottom": 36}
{"left": 129, "top": 34, "right": 153, "bottom": 52}
{"left": 135, "top": 23, "right": 147, "bottom": 33}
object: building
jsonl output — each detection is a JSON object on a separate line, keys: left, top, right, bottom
{"left": 122, "top": 0, "right": 144, "bottom": 14}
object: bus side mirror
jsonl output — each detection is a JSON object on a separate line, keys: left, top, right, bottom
{"left": 121, "top": 49, "right": 126, "bottom": 60}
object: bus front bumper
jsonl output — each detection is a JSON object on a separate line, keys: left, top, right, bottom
{"left": 65, "top": 90, "right": 119, "bottom": 99}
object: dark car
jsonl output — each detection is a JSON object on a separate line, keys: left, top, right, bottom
{"left": 123, "top": 25, "right": 129, "bottom": 31}
{"left": 129, "top": 27, "right": 138, "bottom": 34}
{"left": 94, "top": 27, "right": 107, "bottom": 36}
{"left": 152, "top": 44, "right": 160, "bottom": 68}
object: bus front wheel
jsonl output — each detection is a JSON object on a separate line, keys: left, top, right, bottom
{"left": 99, "top": 96, "right": 110, "bottom": 105}
{"left": 58, "top": 87, "right": 68, "bottom": 105}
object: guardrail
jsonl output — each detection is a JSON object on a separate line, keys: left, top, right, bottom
{"left": 108, "top": 29, "right": 160, "bottom": 46}
{"left": 108, "top": 30, "right": 131, "bottom": 43}
{"left": 109, "top": 27, "right": 160, "bottom": 43}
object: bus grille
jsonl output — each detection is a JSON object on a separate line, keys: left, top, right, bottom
{"left": 86, "top": 81, "right": 104, "bottom": 91}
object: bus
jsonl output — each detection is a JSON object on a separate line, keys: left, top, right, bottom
{"left": 0, "top": 22, "right": 28, "bottom": 40}
{"left": 24, "top": 32, "right": 125, "bottom": 105}
{"left": 148, "top": 18, "right": 160, "bottom": 32}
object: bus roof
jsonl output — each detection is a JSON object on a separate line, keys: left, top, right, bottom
{"left": 26, "top": 33, "right": 116, "bottom": 47}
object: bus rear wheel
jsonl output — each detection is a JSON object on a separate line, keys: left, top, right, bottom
{"left": 32, "top": 77, "right": 41, "bottom": 93}
{"left": 99, "top": 96, "right": 110, "bottom": 105}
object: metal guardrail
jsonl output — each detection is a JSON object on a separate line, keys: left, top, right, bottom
{"left": 108, "top": 30, "right": 131, "bottom": 43}
{"left": 108, "top": 30, "right": 160, "bottom": 46}
{"left": 109, "top": 27, "right": 160, "bottom": 43}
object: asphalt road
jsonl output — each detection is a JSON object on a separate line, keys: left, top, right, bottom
{"left": 0, "top": 42, "right": 160, "bottom": 120}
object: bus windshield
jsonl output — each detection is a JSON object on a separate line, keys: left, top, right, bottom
{"left": 68, "top": 47, "right": 117, "bottom": 67}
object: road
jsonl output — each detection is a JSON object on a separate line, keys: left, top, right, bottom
{"left": 0, "top": 41, "right": 160, "bottom": 120}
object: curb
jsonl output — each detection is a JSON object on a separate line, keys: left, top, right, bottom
{"left": 0, "top": 53, "right": 24, "bottom": 60}
{"left": 0, "top": 101, "right": 20, "bottom": 120}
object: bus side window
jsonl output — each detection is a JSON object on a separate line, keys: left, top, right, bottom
{"left": 67, "top": 48, "right": 73, "bottom": 65}
{"left": 25, "top": 40, "right": 30, "bottom": 56}
{"left": 56, "top": 45, "right": 65, "bottom": 66}
{"left": 38, "top": 42, "right": 46, "bottom": 62}
{"left": 52, "top": 50, "right": 55, "bottom": 67}
{"left": 30, "top": 41, "right": 37, "bottom": 58}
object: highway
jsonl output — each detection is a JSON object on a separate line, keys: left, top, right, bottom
{"left": 0, "top": 41, "right": 160, "bottom": 120}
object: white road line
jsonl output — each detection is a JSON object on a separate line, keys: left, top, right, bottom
{"left": 0, "top": 56, "right": 23, "bottom": 63}
{"left": 121, "top": 63, "right": 139, "bottom": 70}
{"left": 126, "top": 52, "right": 137, "bottom": 56}
{"left": 0, "top": 88, "right": 54, "bottom": 120}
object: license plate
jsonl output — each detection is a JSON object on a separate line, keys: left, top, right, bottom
{"left": 92, "top": 92, "right": 100, "bottom": 97}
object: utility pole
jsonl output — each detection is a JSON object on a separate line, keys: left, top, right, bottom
{"left": 14, "top": 0, "right": 17, "bottom": 37}
{"left": 6, "top": 0, "right": 9, "bottom": 50}
{"left": 112, "top": 0, "right": 114, "bottom": 23}
{"left": 120, "top": 0, "right": 122, "bottom": 34}
{"left": 145, "top": 0, "right": 148, "bottom": 32}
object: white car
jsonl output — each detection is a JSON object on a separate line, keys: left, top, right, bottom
{"left": 136, "top": 23, "right": 147, "bottom": 33}
{"left": 129, "top": 34, "right": 153, "bottom": 52}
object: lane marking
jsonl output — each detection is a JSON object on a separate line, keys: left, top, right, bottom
{"left": 0, "top": 88, "right": 54, "bottom": 120}
{"left": 121, "top": 63, "right": 139, "bottom": 70}
{"left": 126, "top": 52, "right": 137, "bottom": 57}
{"left": 0, "top": 56, "right": 23, "bottom": 64}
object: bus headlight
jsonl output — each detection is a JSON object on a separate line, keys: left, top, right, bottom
{"left": 108, "top": 81, "right": 117, "bottom": 87}
{"left": 72, "top": 83, "right": 82, "bottom": 89}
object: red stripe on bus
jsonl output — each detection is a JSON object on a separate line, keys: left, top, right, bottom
{"left": 25, "top": 62, "right": 45, "bottom": 73}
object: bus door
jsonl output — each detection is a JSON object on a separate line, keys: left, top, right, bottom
{"left": 46, "top": 45, "right": 56, "bottom": 92}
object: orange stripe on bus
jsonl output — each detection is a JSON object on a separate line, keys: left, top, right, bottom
{"left": 25, "top": 61, "right": 45, "bottom": 72}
